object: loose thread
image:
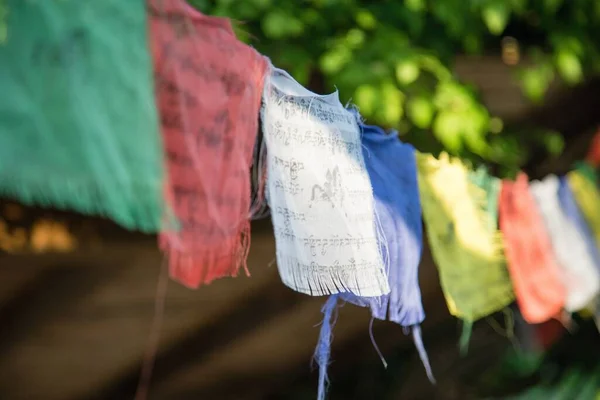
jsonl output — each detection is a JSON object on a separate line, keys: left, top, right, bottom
{"left": 315, "top": 295, "right": 339, "bottom": 400}
{"left": 368, "top": 317, "right": 388, "bottom": 369}
{"left": 134, "top": 257, "right": 170, "bottom": 400}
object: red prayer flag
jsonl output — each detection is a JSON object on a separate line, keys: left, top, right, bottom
{"left": 148, "top": 0, "right": 267, "bottom": 287}
{"left": 585, "top": 128, "right": 600, "bottom": 168}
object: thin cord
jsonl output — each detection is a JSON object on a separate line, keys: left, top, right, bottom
{"left": 134, "top": 257, "right": 170, "bottom": 400}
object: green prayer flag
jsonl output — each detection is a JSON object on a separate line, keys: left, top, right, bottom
{"left": 0, "top": 0, "right": 165, "bottom": 232}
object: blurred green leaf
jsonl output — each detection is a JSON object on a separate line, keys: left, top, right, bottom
{"left": 519, "top": 63, "right": 554, "bottom": 103}
{"left": 482, "top": 2, "right": 510, "bottom": 35}
{"left": 354, "top": 84, "right": 378, "bottom": 116}
{"left": 556, "top": 50, "right": 583, "bottom": 84}
{"left": 407, "top": 95, "right": 434, "bottom": 129}
{"left": 395, "top": 60, "right": 420, "bottom": 85}
{"left": 489, "top": 117, "right": 504, "bottom": 134}
{"left": 379, "top": 82, "right": 405, "bottom": 126}
{"left": 405, "top": 0, "right": 426, "bottom": 13}
{"left": 433, "top": 111, "right": 463, "bottom": 153}
{"left": 262, "top": 10, "right": 304, "bottom": 39}
{"left": 320, "top": 46, "right": 352, "bottom": 74}
{"left": 355, "top": 9, "right": 377, "bottom": 29}
{"left": 542, "top": 131, "right": 565, "bottom": 155}
{"left": 345, "top": 29, "right": 366, "bottom": 48}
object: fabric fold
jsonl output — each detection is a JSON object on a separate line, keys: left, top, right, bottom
{"left": 0, "top": 0, "right": 164, "bottom": 232}
{"left": 498, "top": 173, "right": 565, "bottom": 324}
{"left": 415, "top": 152, "right": 514, "bottom": 322}
{"left": 261, "top": 67, "right": 389, "bottom": 297}
{"left": 149, "top": 0, "right": 267, "bottom": 288}
{"left": 529, "top": 175, "right": 600, "bottom": 312}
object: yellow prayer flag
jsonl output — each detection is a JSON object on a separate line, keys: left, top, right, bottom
{"left": 416, "top": 152, "right": 514, "bottom": 321}
{"left": 567, "top": 170, "right": 600, "bottom": 248}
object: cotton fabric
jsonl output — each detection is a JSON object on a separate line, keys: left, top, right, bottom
{"left": 498, "top": 173, "right": 565, "bottom": 324}
{"left": 416, "top": 152, "right": 514, "bottom": 322}
{"left": 149, "top": 0, "right": 267, "bottom": 287}
{"left": 262, "top": 67, "right": 389, "bottom": 297}
{"left": 0, "top": 0, "right": 164, "bottom": 231}
{"left": 530, "top": 175, "right": 600, "bottom": 311}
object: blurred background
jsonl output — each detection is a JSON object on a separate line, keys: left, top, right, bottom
{"left": 2, "top": 0, "right": 600, "bottom": 398}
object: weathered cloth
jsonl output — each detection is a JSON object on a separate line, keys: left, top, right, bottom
{"left": 416, "top": 152, "right": 514, "bottom": 322}
{"left": 149, "top": 0, "right": 267, "bottom": 288}
{"left": 0, "top": 0, "right": 164, "bottom": 231}
{"left": 261, "top": 67, "right": 389, "bottom": 297}
{"left": 498, "top": 173, "right": 565, "bottom": 324}
{"left": 338, "top": 122, "right": 432, "bottom": 379}
{"left": 530, "top": 175, "right": 600, "bottom": 311}
{"left": 338, "top": 123, "right": 424, "bottom": 324}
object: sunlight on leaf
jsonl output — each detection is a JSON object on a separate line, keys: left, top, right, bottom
{"left": 395, "top": 60, "right": 420, "bottom": 85}
{"left": 354, "top": 84, "right": 378, "bottom": 116}
{"left": 482, "top": 2, "right": 509, "bottom": 35}
{"left": 405, "top": 0, "right": 425, "bottom": 13}
{"left": 433, "top": 111, "right": 463, "bottom": 153}
{"left": 418, "top": 54, "right": 452, "bottom": 81}
{"left": 519, "top": 63, "right": 554, "bottom": 103}
{"left": 355, "top": 9, "right": 377, "bottom": 30}
{"left": 345, "top": 29, "right": 365, "bottom": 48}
{"left": 320, "top": 46, "right": 352, "bottom": 74}
{"left": 407, "top": 95, "right": 434, "bottom": 129}
{"left": 434, "top": 81, "right": 472, "bottom": 111}
{"left": 556, "top": 50, "right": 583, "bottom": 84}
{"left": 262, "top": 10, "right": 304, "bottom": 39}
{"left": 462, "top": 108, "right": 490, "bottom": 156}
{"left": 380, "top": 82, "right": 404, "bottom": 126}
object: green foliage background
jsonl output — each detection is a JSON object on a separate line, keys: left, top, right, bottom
{"left": 189, "top": 0, "right": 600, "bottom": 178}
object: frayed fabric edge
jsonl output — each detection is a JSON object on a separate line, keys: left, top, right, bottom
{"left": 314, "top": 295, "right": 339, "bottom": 400}
{"left": 161, "top": 222, "right": 251, "bottom": 289}
{"left": 276, "top": 254, "right": 390, "bottom": 297}
{"left": 0, "top": 175, "right": 165, "bottom": 233}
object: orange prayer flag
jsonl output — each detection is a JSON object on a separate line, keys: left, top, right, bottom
{"left": 498, "top": 173, "right": 566, "bottom": 324}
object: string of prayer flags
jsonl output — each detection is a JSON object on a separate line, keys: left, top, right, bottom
{"left": 0, "top": 0, "right": 165, "bottom": 232}
{"left": 498, "top": 173, "right": 565, "bottom": 324}
{"left": 530, "top": 176, "right": 600, "bottom": 312}
{"left": 149, "top": 0, "right": 267, "bottom": 288}
{"left": 261, "top": 66, "right": 389, "bottom": 297}
{"left": 416, "top": 152, "right": 514, "bottom": 322}
{"left": 567, "top": 164, "right": 600, "bottom": 248}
